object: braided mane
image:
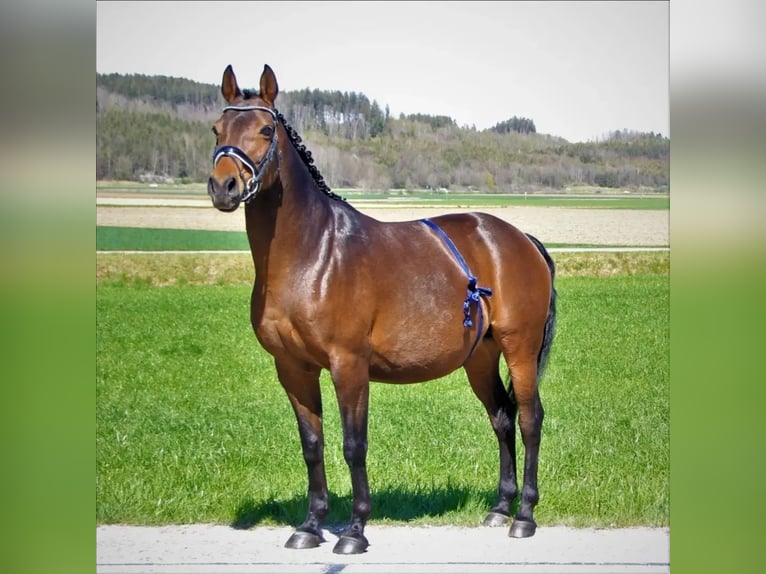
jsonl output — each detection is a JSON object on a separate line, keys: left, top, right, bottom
{"left": 243, "top": 89, "right": 344, "bottom": 202}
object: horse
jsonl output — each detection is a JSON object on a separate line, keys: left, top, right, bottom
{"left": 207, "top": 64, "right": 557, "bottom": 555}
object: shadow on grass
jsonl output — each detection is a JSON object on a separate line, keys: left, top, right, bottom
{"left": 231, "top": 484, "right": 512, "bottom": 529}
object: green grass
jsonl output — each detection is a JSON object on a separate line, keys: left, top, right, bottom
{"left": 350, "top": 193, "right": 669, "bottom": 210}
{"left": 96, "top": 251, "right": 668, "bottom": 287}
{"left": 96, "top": 273, "right": 668, "bottom": 528}
{"left": 97, "top": 226, "right": 250, "bottom": 251}
{"left": 96, "top": 182, "right": 669, "bottom": 210}
{"left": 96, "top": 226, "right": 668, "bottom": 253}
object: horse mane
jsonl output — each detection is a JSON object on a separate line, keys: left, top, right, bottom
{"left": 243, "top": 89, "right": 344, "bottom": 202}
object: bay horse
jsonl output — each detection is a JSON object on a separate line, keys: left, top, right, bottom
{"left": 207, "top": 64, "right": 557, "bottom": 555}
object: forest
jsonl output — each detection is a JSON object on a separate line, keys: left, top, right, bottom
{"left": 96, "top": 72, "right": 669, "bottom": 192}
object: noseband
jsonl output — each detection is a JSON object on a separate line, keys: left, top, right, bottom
{"left": 212, "top": 105, "right": 279, "bottom": 204}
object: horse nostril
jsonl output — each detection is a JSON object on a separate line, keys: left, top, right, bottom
{"left": 208, "top": 175, "right": 240, "bottom": 206}
{"left": 225, "top": 176, "right": 237, "bottom": 194}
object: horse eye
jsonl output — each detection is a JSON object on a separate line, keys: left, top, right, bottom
{"left": 211, "top": 126, "right": 219, "bottom": 136}
{"left": 260, "top": 125, "right": 274, "bottom": 137}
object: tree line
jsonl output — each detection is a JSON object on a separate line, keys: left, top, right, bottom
{"left": 96, "top": 73, "right": 669, "bottom": 191}
{"left": 491, "top": 116, "right": 536, "bottom": 135}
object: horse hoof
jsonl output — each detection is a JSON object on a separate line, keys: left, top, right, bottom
{"left": 333, "top": 534, "right": 369, "bottom": 555}
{"left": 508, "top": 519, "right": 537, "bottom": 538}
{"left": 482, "top": 512, "right": 510, "bottom": 527}
{"left": 284, "top": 530, "right": 323, "bottom": 549}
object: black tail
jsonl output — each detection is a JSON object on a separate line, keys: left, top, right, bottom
{"left": 525, "top": 233, "right": 557, "bottom": 383}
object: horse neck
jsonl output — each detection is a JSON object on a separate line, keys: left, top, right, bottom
{"left": 244, "top": 126, "right": 334, "bottom": 275}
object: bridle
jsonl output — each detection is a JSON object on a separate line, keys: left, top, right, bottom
{"left": 212, "top": 105, "right": 279, "bottom": 204}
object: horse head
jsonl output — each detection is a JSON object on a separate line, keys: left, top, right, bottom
{"left": 208, "top": 64, "right": 281, "bottom": 212}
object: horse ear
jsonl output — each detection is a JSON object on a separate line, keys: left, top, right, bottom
{"left": 259, "top": 64, "right": 279, "bottom": 105}
{"left": 221, "top": 65, "right": 242, "bottom": 103}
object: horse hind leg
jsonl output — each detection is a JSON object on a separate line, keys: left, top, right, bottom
{"left": 505, "top": 357, "right": 544, "bottom": 538}
{"left": 463, "top": 341, "right": 519, "bottom": 527}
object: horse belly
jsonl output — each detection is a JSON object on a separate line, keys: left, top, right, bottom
{"left": 367, "top": 313, "right": 469, "bottom": 384}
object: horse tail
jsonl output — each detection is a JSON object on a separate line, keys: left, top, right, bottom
{"left": 525, "top": 233, "right": 557, "bottom": 383}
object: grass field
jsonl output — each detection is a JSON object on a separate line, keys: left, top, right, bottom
{"left": 96, "top": 250, "right": 669, "bottom": 286}
{"left": 97, "top": 226, "right": 251, "bottom": 251}
{"left": 351, "top": 194, "right": 669, "bottom": 210}
{"left": 96, "top": 226, "right": 650, "bottom": 252}
{"left": 96, "top": 268, "right": 668, "bottom": 528}
{"left": 97, "top": 182, "right": 669, "bottom": 210}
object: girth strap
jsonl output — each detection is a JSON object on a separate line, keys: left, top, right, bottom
{"left": 420, "top": 218, "right": 493, "bottom": 359}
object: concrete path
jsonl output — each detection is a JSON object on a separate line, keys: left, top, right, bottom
{"left": 97, "top": 524, "right": 669, "bottom": 573}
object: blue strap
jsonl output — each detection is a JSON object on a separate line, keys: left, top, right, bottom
{"left": 420, "top": 218, "right": 493, "bottom": 359}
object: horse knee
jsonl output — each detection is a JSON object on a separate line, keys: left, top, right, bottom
{"left": 300, "top": 430, "right": 323, "bottom": 465}
{"left": 343, "top": 436, "right": 368, "bottom": 467}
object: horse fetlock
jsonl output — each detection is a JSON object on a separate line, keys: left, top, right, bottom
{"left": 308, "top": 499, "right": 329, "bottom": 522}
{"left": 521, "top": 484, "right": 540, "bottom": 506}
{"left": 352, "top": 500, "right": 372, "bottom": 522}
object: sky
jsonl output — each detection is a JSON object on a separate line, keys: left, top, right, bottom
{"left": 96, "top": 1, "right": 669, "bottom": 143}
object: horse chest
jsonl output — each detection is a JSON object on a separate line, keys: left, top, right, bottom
{"left": 253, "top": 293, "right": 338, "bottom": 366}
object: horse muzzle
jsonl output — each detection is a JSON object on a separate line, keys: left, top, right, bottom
{"left": 207, "top": 174, "right": 242, "bottom": 212}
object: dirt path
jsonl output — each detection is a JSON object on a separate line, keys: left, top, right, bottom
{"left": 96, "top": 524, "right": 669, "bottom": 573}
{"left": 96, "top": 203, "right": 669, "bottom": 246}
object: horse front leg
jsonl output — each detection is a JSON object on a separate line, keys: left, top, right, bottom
{"left": 276, "top": 359, "right": 329, "bottom": 549}
{"left": 330, "top": 355, "right": 371, "bottom": 555}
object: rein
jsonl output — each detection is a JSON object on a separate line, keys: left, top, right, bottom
{"left": 421, "top": 218, "right": 494, "bottom": 360}
{"left": 212, "top": 105, "right": 279, "bottom": 203}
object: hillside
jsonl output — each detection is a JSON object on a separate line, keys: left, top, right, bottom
{"left": 96, "top": 73, "right": 669, "bottom": 192}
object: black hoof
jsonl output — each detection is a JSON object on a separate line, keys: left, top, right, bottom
{"left": 508, "top": 518, "right": 537, "bottom": 538}
{"left": 482, "top": 512, "right": 510, "bottom": 527}
{"left": 333, "top": 534, "right": 369, "bottom": 555}
{"left": 284, "top": 530, "right": 324, "bottom": 549}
